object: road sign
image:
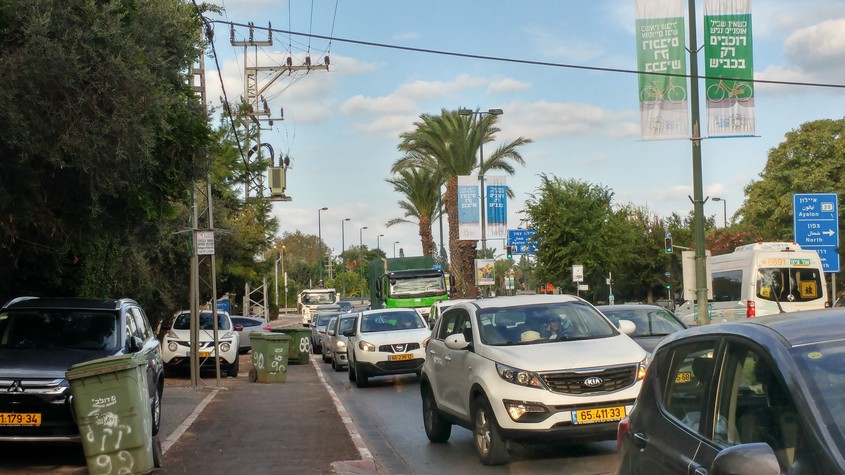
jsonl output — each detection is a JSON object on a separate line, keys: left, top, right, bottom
{"left": 794, "top": 193, "right": 840, "bottom": 272}
{"left": 507, "top": 229, "right": 538, "bottom": 255}
{"left": 572, "top": 265, "right": 584, "bottom": 283}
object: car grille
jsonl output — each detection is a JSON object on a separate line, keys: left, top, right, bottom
{"left": 541, "top": 365, "right": 638, "bottom": 394}
{"left": 378, "top": 343, "right": 420, "bottom": 353}
{"left": 0, "top": 379, "right": 77, "bottom": 440}
{"left": 375, "top": 359, "right": 424, "bottom": 372}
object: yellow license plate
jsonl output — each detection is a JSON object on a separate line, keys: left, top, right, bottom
{"left": 572, "top": 405, "right": 626, "bottom": 425}
{"left": 388, "top": 353, "right": 413, "bottom": 361}
{"left": 199, "top": 351, "right": 211, "bottom": 358}
{"left": 0, "top": 413, "right": 41, "bottom": 426}
{"left": 675, "top": 371, "right": 692, "bottom": 383}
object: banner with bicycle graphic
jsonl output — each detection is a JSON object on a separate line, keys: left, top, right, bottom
{"left": 635, "top": 0, "right": 688, "bottom": 141}
{"left": 704, "top": 0, "right": 755, "bottom": 137}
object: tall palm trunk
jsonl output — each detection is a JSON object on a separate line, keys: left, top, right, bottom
{"left": 445, "top": 177, "right": 479, "bottom": 298}
{"left": 418, "top": 215, "right": 435, "bottom": 257}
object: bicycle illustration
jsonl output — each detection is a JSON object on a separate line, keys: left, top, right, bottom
{"left": 640, "top": 78, "right": 687, "bottom": 104}
{"left": 706, "top": 78, "right": 753, "bottom": 102}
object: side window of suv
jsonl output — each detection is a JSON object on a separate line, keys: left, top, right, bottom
{"left": 129, "top": 307, "right": 152, "bottom": 340}
{"left": 662, "top": 340, "right": 720, "bottom": 434}
{"left": 436, "top": 309, "right": 467, "bottom": 340}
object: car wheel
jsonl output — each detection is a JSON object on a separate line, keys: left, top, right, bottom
{"left": 355, "top": 363, "right": 369, "bottom": 388}
{"left": 422, "top": 387, "right": 451, "bottom": 443}
{"left": 348, "top": 360, "right": 356, "bottom": 382}
{"left": 331, "top": 356, "right": 338, "bottom": 371}
{"left": 151, "top": 384, "right": 162, "bottom": 436}
{"left": 473, "top": 396, "right": 509, "bottom": 465}
{"left": 322, "top": 349, "right": 330, "bottom": 363}
{"left": 227, "top": 354, "right": 240, "bottom": 377}
{"left": 152, "top": 436, "right": 163, "bottom": 468}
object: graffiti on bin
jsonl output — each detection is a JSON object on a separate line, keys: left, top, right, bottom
{"left": 270, "top": 347, "right": 286, "bottom": 374}
{"left": 82, "top": 394, "right": 138, "bottom": 475}
{"left": 299, "top": 337, "right": 310, "bottom": 353}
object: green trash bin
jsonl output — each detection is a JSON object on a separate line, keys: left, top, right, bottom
{"left": 66, "top": 353, "right": 160, "bottom": 475}
{"left": 249, "top": 332, "right": 291, "bottom": 383}
{"left": 271, "top": 327, "right": 312, "bottom": 364}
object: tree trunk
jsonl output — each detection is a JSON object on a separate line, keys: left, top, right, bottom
{"left": 418, "top": 216, "right": 435, "bottom": 258}
{"left": 444, "top": 178, "right": 465, "bottom": 297}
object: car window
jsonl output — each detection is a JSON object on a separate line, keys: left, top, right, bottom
{"left": 714, "top": 342, "right": 800, "bottom": 470}
{"left": 602, "top": 308, "right": 684, "bottom": 336}
{"left": 360, "top": 311, "right": 425, "bottom": 332}
{"left": 793, "top": 341, "right": 845, "bottom": 458}
{"left": 436, "top": 309, "right": 470, "bottom": 341}
{"left": 129, "top": 307, "right": 152, "bottom": 340}
{"left": 478, "top": 302, "right": 616, "bottom": 345}
{"left": 125, "top": 307, "right": 142, "bottom": 342}
{"left": 315, "top": 313, "right": 336, "bottom": 326}
{"left": 338, "top": 316, "right": 356, "bottom": 335}
{"left": 662, "top": 340, "right": 719, "bottom": 435}
{"left": 0, "top": 310, "right": 119, "bottom": 350}
{"left": 232, "top": 317, "right": 261, "bottom": 327}
{"left": 326, "top": 317, "right": 338, "bottom": 335}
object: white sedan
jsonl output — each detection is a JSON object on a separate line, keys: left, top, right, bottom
{"left": 345, "top": 308, "right": 431, "bottom": 388}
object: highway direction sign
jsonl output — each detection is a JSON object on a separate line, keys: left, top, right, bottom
{"left": 507, "top": 229, "right": 538, "bottom": 255}
{"left": 794, "top": 193, "right": 839, "bottom": 272}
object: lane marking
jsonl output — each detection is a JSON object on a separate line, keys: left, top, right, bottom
{"left": 312, "top": 355, "right": 374, "bottom": 461}
{"left": 161, "top": 389, "right": 219, "bottom": 454}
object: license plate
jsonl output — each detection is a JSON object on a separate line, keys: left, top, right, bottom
{"left": 388, "top": 353, "right": 413, "bottom": 361}
{"left": 675, "top": 371, "right": 692, "bottom": 383}
{"left": 0, "top": 413, "right": 41, "bottom": 426}
{"left": 571, "top": 405, "right": 626, "bottom": 425}
{"left": 199, "top": 351, "right": 211, "bottom": 358}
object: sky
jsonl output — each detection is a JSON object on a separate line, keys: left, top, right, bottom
{"left": 202, "top": 0, "right": 845, "bottom": 259}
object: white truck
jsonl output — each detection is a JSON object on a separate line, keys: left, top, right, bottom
{"left": 297, "top": 288, "right": 340, "bottom": 326}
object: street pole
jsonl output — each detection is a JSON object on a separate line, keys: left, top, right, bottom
{"left": 274, "top": 247, "right": 279, "bottom": 306}
{"left": 341, "top": 218, "right": 350, "bottom": 297}
{"left": 713, "top": 197, "right": 727, "bottom": 228}
{"left": 394, "top": 241, "right": 399, "bottom": 258}
{"left": 359, "top": 226, "right": 367, "bottom": 298}
{"left": 318, "top": 207, "right": 328, "bottom": 287}
{"left": 377, "top": 234, "right": 384, "bottom": 254}
{"left": 281, "top": 246, "right": 287, "bottom": 309}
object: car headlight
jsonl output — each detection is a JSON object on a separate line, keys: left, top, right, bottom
{"left": 220, "top": 342, "right": 231, "bottom": 353}
{"left": 358, "top": 340, "right": 376, "bottom": 352}
{"left": 167, "top": 341, "right": 178, "bottom": 352}
{"left": 496, "top": 363, "right": 545, "bottom": 389}
{"left": 336, "top": 340, "right": 346, "bottom": 349}
{"left": 637, "top": 355, "right": 650, "bottom": 381}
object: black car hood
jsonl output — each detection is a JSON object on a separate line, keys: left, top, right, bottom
{"left": 0, "top": 348, "right": 119, "bottom": 379}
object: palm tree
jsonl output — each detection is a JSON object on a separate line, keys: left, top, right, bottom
{"left": 394, "top": 109, "right": 531, "bottom": 297}
{"left": 385, "top": 166, "right": 441, "bottom": 257}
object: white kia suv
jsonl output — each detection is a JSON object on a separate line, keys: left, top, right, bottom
{"left": 420, "top": 294, "right": 648, "bottom": 465}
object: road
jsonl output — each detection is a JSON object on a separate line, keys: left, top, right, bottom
{"left": 318, "top": 354, "right": 620, "bottom": 474}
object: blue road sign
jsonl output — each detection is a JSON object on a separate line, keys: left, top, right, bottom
{"left": 794, "top": 193, "right": 839, "bottom": 272}
{"left": 507, "top": 229, "right": 538, "bottom": 255}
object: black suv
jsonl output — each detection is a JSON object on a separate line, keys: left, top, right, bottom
{"left": 0, "top": 297, "right": 164, "bottom": 442}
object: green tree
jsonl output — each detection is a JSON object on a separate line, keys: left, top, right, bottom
{"left": 385, "top": 166, "right": 441, "bottom": 257}
{"left": 395, "top": 109, "right": 530, "bottom": 298}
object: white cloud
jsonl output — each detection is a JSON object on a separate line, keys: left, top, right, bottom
{"left": 393, "top": 32, "right": 419, "bottom": 42}
{"left": 487, "top": 77, "right": 531, "bottom": 94}
{"left": 339, "top": 95, "right": 416, "bottom": 115}
{"left": 394, "top": 74, "right": 486, "bottom": 100}
{"left": 503, "top": 101, "right": 637, "bottom": 140}
{"left": 783, "top": 19, "right": 845, "bottom": 80}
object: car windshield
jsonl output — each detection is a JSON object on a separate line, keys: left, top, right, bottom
{"left": 389, "top": 275, "right": 446, "bottom": 298}
{"left": 360, "top": 311, "right": 424, "bottom": 332}
{"left": 315, "top": 313, "right": 336, "bottom": 326}
{"left": 173, "top": 312, "right": 231, "bottom": 330}
{"left": 0, "top": 310, "right": 119, "bottom": 350}
{"left": 476, "top": 301, "right": 617, "bottom": 346}
{"left": 600, "top": 308, "right": 685, "bottom": 336}
{"left": 792, "top": 341, "right": 845, "bottom": 457}
{"left": 302, "top": 292, "right": 336, "bottom": 304}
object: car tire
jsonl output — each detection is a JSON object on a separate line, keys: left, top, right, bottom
{"left": 422, "top": 387, "right": 452, "bottom": 443}
{"left": 151, "top": 384, "right": 162, "bottom": 436}
{"left": 355, "top": 363, "right": 369, "bottom": 388}
{"left": 473, "top": 396, "right": 510, "bottom": 465}
{"left": 322, "top": 350, "right": 330, "bottom": 363}
{"left": 227, "top": 354, "right": 240, "bottom": 377}
{"left": 152, "top": 435, "right": 163, "bottom": 468}
{"left": 348, "top": 359, "right": 357, "bottom": 382}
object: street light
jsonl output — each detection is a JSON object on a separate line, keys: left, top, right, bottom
{"left": 712, "top": 197, "right": 727, "bottom": 228}
{"left": 459, "top": 107, "right": 503, "bottom": 297}
{"left": 377, "top": 234, "right": 384, "bottom": 253}
{"left": 318, "top": 207, "right": 328, "bottom": 286}
{"left": 359, "top": 226, "right": 368, "bottom": 297}
{"left": 340, "top": 217, "right": 351, "bottom": 255}
{"left": 274, "top": 245, "right": 286, "bottom": 308}
{"left": 393, "top": 241, "right": 400, "bottom": 258}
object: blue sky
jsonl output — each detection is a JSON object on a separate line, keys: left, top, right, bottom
{"left": 204, "top": 1, "right": 845, "bottom": 258}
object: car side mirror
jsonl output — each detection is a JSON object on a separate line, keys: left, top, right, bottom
{"left": 617, "top": 319, "right": 637, "bottom": 335}
{"left": 234, "top": 324, "right": 244, "bottom": 331}
{"left": 711, "top": 443, "right": 779, "bottom": 475}
{"left": 444, "top": 333, "right": 470, "bottom": 351}
{"left": 127, "top": 335, "right": 144, "bottom": 353}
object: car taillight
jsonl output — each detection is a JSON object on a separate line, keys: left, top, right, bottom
{"left": 746, "top": 300, "right": 756, "bottom": 318}
{"left": 263, "top": 325, "right": 272, "bottom": 331}
{"left": 617, "top": 416, "right": 630, "bottom": 451}
{"left": 423, "top": 337, "right": 430, "bottom": 350}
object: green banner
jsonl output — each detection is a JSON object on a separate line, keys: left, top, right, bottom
{"left": 704, "top": 0, "right": 755, "bottom": 137}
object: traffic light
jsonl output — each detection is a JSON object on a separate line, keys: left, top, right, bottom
{"left": 506, "top": 246, "right": 513, "bottom": 259}
{"left": 664, "top": 236, "right": 673, "bottom": 254}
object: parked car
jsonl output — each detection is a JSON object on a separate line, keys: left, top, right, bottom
{"left": 617, "top": 308, "right": 845, "bottom": 475}
{"left": 324, "top": 313, "right": 358, "bottom": 371}
{"left": 231, "top": 315, "right": 271, "bottom": 354}
{"left": 0, "top": 296, "right": 165, "bottom": 441}
{"left": 345, "top": 308, "right": 430, "bottom": 388}
{"left": 161, "top": 310, "right": 240, "bottom": 377}
{"left": 337, "top": 301, "right": 354, "bottom": 312}
{"left": 428, "top": 298, "right": 473, "bottom": 328}
{"left": 596, "top": 304, "right": 687, "bottom": 353}
{"left": 305, "top": 304, "right": 342, "bottom": 326}
{"left": 420, "top": 294, "right": 648, "bottom": 465}
{"left": 310, "top": 311, "right": 344, "bottom": 356}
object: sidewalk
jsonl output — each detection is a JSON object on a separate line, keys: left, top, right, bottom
{"left": 157, "top": 356, "right": 379, "bottom": 474}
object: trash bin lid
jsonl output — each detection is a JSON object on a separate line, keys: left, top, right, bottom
{"left": 262, "top": 333, "right": 291, "bottom": 341}
{"left": 66, "top": 353, "right": 146, "bottom": 381}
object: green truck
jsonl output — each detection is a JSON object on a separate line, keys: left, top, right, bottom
{"left": 368, "top": 256, "right": 453, "bottom": 320}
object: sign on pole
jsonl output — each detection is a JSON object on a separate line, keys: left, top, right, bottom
{"left": 572, "top": 265, "right": 584, "bottom": 283}
{"left": 794, "top": 193, "right": 840, "bottom": 272}
{"left": 507, "top": 229, "right": 538, "bottom": 255}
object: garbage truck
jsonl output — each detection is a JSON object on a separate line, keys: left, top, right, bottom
{"left": 297, "top": 288, "right": 340, "bottom": 326}
{"left": 368, "top": 256, "right": 453, "bottom": 321}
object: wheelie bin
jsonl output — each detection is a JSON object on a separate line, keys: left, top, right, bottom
{"left": 248, "top": 332, "right": 291, "bottom": 383}
{"left": 271, "top": 327, "right": 312, "bottom": 364}
{"left": 66, "top": 353, "right": 161, "bottom": 475}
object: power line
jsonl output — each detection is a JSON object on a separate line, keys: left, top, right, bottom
{"left": 209, "top": 19, "right": 845, "bottom": 91}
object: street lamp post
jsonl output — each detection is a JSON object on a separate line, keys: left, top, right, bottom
{"left": 318, "top": 207, "right": 328, "bottom": 286}
{"left": 359, "top": 226, "right": 368, "bottom": 297}
{"left": 459, "top": 107, "right": 503, "bottom": 297}
{"left": 712, "top": 197, "right": 727, "bottom": 228}
{"left": 341, "top": 218, "right": 351, "bottom": 254}
{"left": 377, "top": 234, "right": 384, "bottom": 253}
{"left": 393, "top": 241, "right": 399, "bottom": 258}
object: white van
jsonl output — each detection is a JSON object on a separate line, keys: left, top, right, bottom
{"left": 678, "top": 242, "right": 828, "bottom": 325}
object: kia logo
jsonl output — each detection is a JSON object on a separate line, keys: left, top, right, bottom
{"left": 8, "top": 380, "right": 24, "bottom": 393}
{"left": 583, "top": 377, "right": 604, "bottom": 388}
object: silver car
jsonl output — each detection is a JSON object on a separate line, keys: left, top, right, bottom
{"left": 311, "top": 311, "right": 344, "bottom": 359}
{"left": 231, "top": 315, "right": 271, "bottom": 354}
{"left": 324, "top": 313, "right": 358, "bottom": 371}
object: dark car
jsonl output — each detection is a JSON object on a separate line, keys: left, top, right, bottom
{"left": 596, "top": 304, "right": 686, "bottom": 353}
{"left": 617, "top": 308, "right": 845, "bottom": 475}
{"left": 0, "top": 297, "right": 165, "bottom": 442}
{"left": 337, "top": 301, "right": 354, "bottom": 312}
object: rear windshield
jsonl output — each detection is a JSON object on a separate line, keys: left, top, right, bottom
{"left": 315, "top": 313, "right": 337, "bottom": 326}
{"left": 0, "top": 310, "right": 119, "bottom": 350}
{"left": 173, "top": 312, "right": 232, "bottom": 330}
{"left": 231, "top": 317, "right": 263, "bottom": 328}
